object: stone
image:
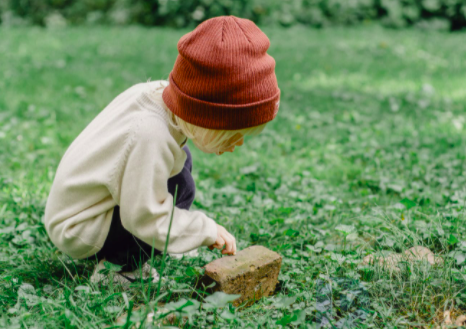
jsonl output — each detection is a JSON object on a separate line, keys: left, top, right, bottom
{"left": 444, "top": 310, "right": 453, "bottom": 325}
{"left": 382, "top": 253, "right": 403, "bottom": 271}
{"left": 361, "top": 246, "right": 444, "bottom": 274}
{"left": 361, "top": 254, "right": 375, "bottom": 266}
{"left": 201, "top": 245, "right": 282, "bottom": 307}
{"left": 435, "top": 311, "right": 466, "bottom": 329}
{"left": 361, "top": 253, "right": 402, "bottom": 271}
{"left": 403, "top": 246, "right": 443, "bottom": 265}
{"left": 455, "top": 315, "right": 466, "bottom": 326}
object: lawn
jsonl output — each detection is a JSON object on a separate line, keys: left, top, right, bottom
{"left": 1, "top": 24, "right": 466, "bottom": 328}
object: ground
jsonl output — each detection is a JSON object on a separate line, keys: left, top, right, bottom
{"left": 1, "top": 25, "right": 466, "bottom": 328}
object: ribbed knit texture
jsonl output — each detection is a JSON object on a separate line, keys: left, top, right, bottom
{"left": 162, "top": 15, "right": 280, "bottom": 130}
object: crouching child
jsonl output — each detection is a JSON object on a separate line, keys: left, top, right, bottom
{"left": 44, "top": 15, "right": 281, "bottom": 284}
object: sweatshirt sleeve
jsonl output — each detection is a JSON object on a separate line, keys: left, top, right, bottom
{"left": 116, "top": 116, "right": 218, "bottom": 254}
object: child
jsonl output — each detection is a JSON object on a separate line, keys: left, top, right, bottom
{"left": 44, "top": 15, "right": 280, "bottom": 284}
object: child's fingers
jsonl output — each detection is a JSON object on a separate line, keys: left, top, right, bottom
{"left": 210, "top": 225, "right": 237, "bottom": 255}
{"left": 226, "top": 232, "right": 236, "bottom": 255}
{"left": 214, "top": 237, "right": 225, "bottom": 250}
{"left": 222, "top": 235, "right": 235, "bottom": 255}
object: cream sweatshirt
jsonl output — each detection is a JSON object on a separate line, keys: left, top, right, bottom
{"left": 44, "top": 80, "right": 218, "bottom": 259}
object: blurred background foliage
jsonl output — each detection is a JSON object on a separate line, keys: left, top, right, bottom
{"left": 0, "top": 0, "right": 465, "bottom": 31}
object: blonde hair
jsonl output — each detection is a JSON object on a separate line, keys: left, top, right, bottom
{"left": 147, "top": 80, "right": 267, "bottom": 154}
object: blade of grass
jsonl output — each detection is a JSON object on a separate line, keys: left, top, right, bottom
{"left": 156, "top": 184, "right": 178, "bottom": 298}
{"left": 122, "top": 300, "right": 134, "bottom": 329}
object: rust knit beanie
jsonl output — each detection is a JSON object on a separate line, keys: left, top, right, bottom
{"left": 162, "top": 15, "right": 280, "bottom": 130}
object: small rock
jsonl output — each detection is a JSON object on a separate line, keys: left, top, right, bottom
{"left": 202, "top": 246, "right": 282, "bottom": 307}
{"left": 362, "top": 246, "right": 443, "bottom": 272}
{"left": 444, "top": 310, "right": 453, "bottom": 325}
{"left": 361, "top": 253, "right": 401, "bottom": 271}
{"left": 404, "top": 246, "right": 443, "bottom": 265}
{"left": 436, "top": 310, "right": 466, "bottom": 329}
{"left": 455, "top": 315, "right": 466, "bottom": 326}
{"left": 383, "top": 253, "right": 402, "bottom": 271}
{"left": 361, "top": 254, "right": 374, "bottom": 266}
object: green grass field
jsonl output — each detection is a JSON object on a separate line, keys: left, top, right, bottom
{"left": 2, "top": 25, "right": 466, "bottom": 328}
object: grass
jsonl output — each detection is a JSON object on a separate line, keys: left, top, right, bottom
{"left": 1, "top": 24, "right": 466, "bottom": 328}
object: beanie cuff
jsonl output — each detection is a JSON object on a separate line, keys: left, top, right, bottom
{"left": 162, "top": 74, "right": 280, "bottom": 130}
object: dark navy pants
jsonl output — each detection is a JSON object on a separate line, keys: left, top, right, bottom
{"left": 92, "top": 146, "right": 195, "bottom": 272}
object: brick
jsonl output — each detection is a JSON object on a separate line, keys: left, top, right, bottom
{"left": 201, "top": 245, "right": 282, "bottom": 307}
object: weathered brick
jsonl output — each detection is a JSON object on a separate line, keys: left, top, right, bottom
{"left": 201, "top": 246, "right": 282, "bottom": 307}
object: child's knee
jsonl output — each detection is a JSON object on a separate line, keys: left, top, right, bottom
{"left": 47, "top": 222, "right": 83, "bottom": 258}
{"left": 46, "top": 214, "right": 109, "bottom": 259}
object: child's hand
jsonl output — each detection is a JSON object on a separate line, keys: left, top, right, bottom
{"left": 208, "top": 224, "right": 237, "bottom": 255}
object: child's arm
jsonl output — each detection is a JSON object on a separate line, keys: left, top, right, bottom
{"left": 114, "top": 116, "right": 219, "bottom": 254}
